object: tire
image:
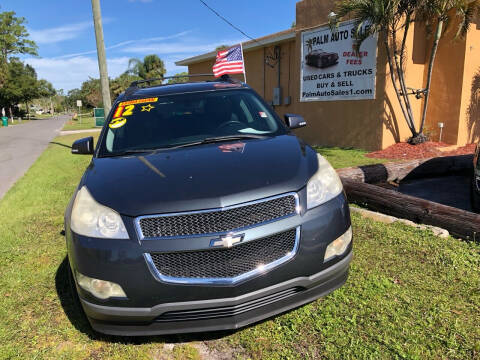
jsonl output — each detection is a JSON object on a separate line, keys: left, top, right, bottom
{"left": 471, "top": 179, "right": 480, "bottom": 213}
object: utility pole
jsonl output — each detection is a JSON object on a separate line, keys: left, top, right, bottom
{"left": 91, "top": 0, "right": 111, "bottom": 116}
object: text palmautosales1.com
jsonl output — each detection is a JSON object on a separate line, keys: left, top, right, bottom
{"left": 302, "top": 88, "right": 373, "bottom": 98}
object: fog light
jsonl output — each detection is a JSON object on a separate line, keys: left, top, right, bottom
{"left": 324, "top": 226, "right": 352, "bottom": 262}
{"left": 76, "top": 272, "right": 126, "bottom": 300}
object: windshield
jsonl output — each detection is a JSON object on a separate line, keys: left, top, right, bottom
{"left": 99, "top": 89, "right": 287, "bottom": 156}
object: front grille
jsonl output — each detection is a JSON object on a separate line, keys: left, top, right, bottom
{"left": 155, "top": 287, "right": 302, "bottom": 322}
{"left": 138, "top": 194, "right": 297, "bottom": 238}
{"left": 149, "top": 228, "right": 297, "bottom": 280}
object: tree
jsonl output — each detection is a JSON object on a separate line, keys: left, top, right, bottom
{"left": 126, "top": 54, "right": 166, "bottom": 80}
{"left": 110, "top": 73, "right": 140, "bottom": 99}
{"left": 215, "top": 45, "right": 229, "bottom": 51}
{"left": 416, "top": 0, "right": 480, "bottom": 137}
{"left": 167, "top": 72, "right": 189, "bottom": 84}
{"left": 64, "top": 88, "right": 82, "bottom": 111}
{"left": 0, "top": 11, "right": 38, "bottom": 86}
{"left": 333, "top": 0, "right": 422, "bottom": 142}
{"left": 37, "top": 79, "right": 56, "bottom": 114}
{"left": 0, "top": 58, "right": 38, "bottom": 118}
{"left": 333, "top": 0, "right": 480, "bottom": 144}
{"left": 37, "top": 79, "right": 56, "bottom": 98}
{"left": 79, "top": 77, "right": 102, "bottom": 108}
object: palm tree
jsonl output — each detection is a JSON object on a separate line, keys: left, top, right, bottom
{"left": 416, "top": 0, "right": 480, "bottom": 137}
{"left": 333, "top": 0, "right": 419, "bottom": 141}
{"left": 333, "top": 0, "right": 480, "bottom": 144}
{"left": 126, "top": 54, "right": 166, "bottom": 80}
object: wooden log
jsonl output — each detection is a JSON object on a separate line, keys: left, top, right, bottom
{"left": 342, "top": 178, "right": 480, "bottom": 241}
{"left": 337, "top": 155, "right": 473, "bottom": 184}
{"left": 337, "top": 160, "right": 424, "bottom": 183}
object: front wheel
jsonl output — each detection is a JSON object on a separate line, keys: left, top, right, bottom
{"left": 471, "top": 180, "right": 480, "bottom": 213}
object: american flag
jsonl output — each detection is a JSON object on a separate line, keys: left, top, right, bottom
{"left": 213, "top": 44, "right": 245, "bottom": 78}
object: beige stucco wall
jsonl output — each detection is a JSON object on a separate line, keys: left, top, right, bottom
{"left": 185, "top": 1, "right": 480, "bottom": 150}
{"left": 422, "top": 20, "right": 466, "bottom": 144}
{"left": 457, "top": 19, "right": 480, "bottom": 145}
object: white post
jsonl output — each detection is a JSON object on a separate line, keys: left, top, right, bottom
{"left": 438, "top": 122, "right": 444, "bottom": 142}
{"left": 241, "top": 43, "right": 246, "bottom": 83}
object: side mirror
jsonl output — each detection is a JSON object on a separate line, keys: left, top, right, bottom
{"left": 284, "top": 114, "right": 307, "bottom": 129}
{"left": 72, "top": 137, "right": 94, "bottom": 155}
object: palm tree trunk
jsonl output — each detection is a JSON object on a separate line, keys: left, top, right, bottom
{"left": 420, "top": 20, "right": 443, "bottom": 134}
{"left": 384, "top": 37, "right": 416, "bottom": 135}
{"left": 398, "top": 16, "right": 417, "bottom": 131}
{"left": 8, "top": 106, "right": 13, "bottom": 123}
{"left": 25, "top": 102, "right": 30, "bottom": 120}
{"left": 392, "top": 27, "right": 416, "bottom": 134}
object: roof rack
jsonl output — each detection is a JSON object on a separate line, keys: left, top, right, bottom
{"left": 129, "top": 73, "right": 215, "bottom": 88}
{"left": 124, "top": 74, "right": 242, "bottom": 97}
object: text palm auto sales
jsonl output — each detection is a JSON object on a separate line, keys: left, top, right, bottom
{"left": 307, "top": 25, "right": 372, "bottom": 46}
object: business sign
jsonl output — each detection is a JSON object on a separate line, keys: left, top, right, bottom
{"left": 300, "top": 20, "right": 378, "bottom": 102}
{"left": 94, "top": 107, "right": 105, "bottom": 127}
{"left": 76, "top": 100, "right": 82, "bottom": 107}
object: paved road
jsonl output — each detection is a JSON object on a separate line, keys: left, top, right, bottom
{"left": 0, "top": 116, "right": 67, "bottom": 199}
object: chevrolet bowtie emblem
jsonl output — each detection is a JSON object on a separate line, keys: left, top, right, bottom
{"left": 210, "top": 234, "right": 244, "bottom": 248}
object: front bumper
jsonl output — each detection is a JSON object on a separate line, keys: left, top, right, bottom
{"left": 66, "top": 192, "right": 352, "bottom": 335}
{"left": 81, "top": 251, "right": 351, "bottom": 336}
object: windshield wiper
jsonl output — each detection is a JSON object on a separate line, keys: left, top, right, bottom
{"left": 168, "top": 134, "right": 268, "bottom": 150}
{"left": 101, "top": 135, "right": 269, "bottom": 156}
{"left": 100, "top": 149, "right": 158, "bottom": 158}
{"left": 203, "top": 134, "right": 268, "bottom": 142}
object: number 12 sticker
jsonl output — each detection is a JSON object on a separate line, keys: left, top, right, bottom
{"left": 113, "top": 104, "right": 134, "bottom": 118}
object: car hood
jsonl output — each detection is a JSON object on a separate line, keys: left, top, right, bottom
{"left": 83, "top": 135, "right": 318, "bottom": 217}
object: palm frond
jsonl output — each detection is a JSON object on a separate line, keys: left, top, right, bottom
{"left": 455, "top": 0, "right": 480, "bottom": 38}
{"left": 334, "top": 0, "right": 400, "bottom": 49}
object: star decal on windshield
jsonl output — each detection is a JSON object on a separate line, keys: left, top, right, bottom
{"left": 141, "top": 104, "right": 155, "bottom": 112}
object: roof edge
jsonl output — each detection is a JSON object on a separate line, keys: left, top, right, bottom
{"left": 175, "top": 30, "right": 296, "bottom": 66}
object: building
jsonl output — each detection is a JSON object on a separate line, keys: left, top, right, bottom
{"left": 176, "top": 0, "right": 480, "bottom": 150}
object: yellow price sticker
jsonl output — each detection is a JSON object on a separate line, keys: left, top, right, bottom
{"left": 109, "top": 117, "right": 127, "bottom": 129}
{"left": 119, "top": 97, "right": 158, "bottom": 106}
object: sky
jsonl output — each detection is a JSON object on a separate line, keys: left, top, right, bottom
{"left": 1, "top": 0, "right": 297, "bottom": 92}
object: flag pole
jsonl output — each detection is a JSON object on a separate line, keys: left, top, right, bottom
{"left": 241, "top": 43, "right": 247, "bottom": 83}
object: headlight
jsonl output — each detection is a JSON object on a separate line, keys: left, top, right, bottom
{"left": 76, "top": 272, "right": 127, "bottom": 299}
{"left": 70, "top": 186, "right": 129, "bottom": 239}
{"left": 324, "top": 226, "right": 352, "bottom": 262}
{"left": 307, "top": 154, "right": 343, "bottom": 209}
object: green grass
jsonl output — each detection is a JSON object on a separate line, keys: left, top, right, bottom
{"left": 0, "top": 138, "right": 478, "bottom": 359}
{"left": 32, "top": 113, "right": 56, "bottom": 119}
{"left": 0, "top": 119, "right": 30, "bottom": 127}
{"left": 62, "top": 117, "right": 99, "bottom": 131}
{"left": 315, "top": 146, "right": 388, "bottom": 169}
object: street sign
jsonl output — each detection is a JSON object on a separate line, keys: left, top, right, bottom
{"left": 76, "top": 100, "right": 82, "bottom": 107}
{"left": 94, "top": 107, "right": 105, "bottom": 127}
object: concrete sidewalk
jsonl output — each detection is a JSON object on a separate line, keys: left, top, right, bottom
{"left": 0, "top": 116, "right": 67, "bottom": 199}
